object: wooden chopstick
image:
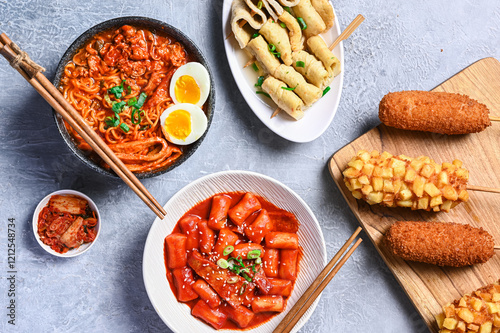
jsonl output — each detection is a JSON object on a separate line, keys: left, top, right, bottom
{"left": 273, "top": 227, "right": 363, "bottom": 333}
{"left": 271, "top": 14, "right": 365, "bottom": 119}
{"left": 0, "top": 34, "right": 166, "bottom": 219}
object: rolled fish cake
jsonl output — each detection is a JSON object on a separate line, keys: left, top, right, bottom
{"left": 311, "top": 0, "right": 335, "bottom": 30}
{"left": 261, "top": 76, "right": 304, "bottom": 120}
{"left": 273, "top": 64, "right": 322, "bottom": 106}
{"left": 292, "top": 50, "right": 329, "bottom": 88}
{"left": 293, "top": 0, "right": 326, "bottom": 37}
{"left": 342, "top": 150, "right": 469, "bottom": 212}
{"left": 231, "top": 0, "right": 261, "bottom": 48}
{"left": 246, "top": 35, "right": 281, "bottom": 75}
{"left": 261, "top": 0, "right": 284, "bottom": 21}
{"left": 307, "top": 35, "right": 341, "bottom": 79}
{"left": 278, "top": 11, "right": 303, "bottom": 52}
{"left": 260, "top": 19, "right": 293, "bottom": 66}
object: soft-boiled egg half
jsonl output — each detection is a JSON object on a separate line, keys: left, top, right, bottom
{"left": 170, "top": 62, "right": 210, "bottom": 107}
{"left": 160, "top": 103, "right": 208, "bottom": 145}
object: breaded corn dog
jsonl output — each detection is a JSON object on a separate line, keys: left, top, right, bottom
{"left": 342, "top": 150, "right": 469, "bottom": 212}
{"left": 379, "top": 91, "right": 491, "bottom": 135}
{"left": 385, "top": 221, "right": 495, "bottom": 267}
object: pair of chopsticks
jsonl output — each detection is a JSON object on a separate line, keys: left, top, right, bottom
{"left": 273, "top": 227, "right": 363, "bottom": 333}
{"left": 0, "top": 33, "right": 167, "bottom": 219}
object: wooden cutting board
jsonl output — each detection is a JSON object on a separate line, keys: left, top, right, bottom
{"left": 328, "top": 57, "right": 500, "bottom": 332}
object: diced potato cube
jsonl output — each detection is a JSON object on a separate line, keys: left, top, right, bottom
{"left": 352, "top": 190, "right": 362, "bottom": 199}
{"left": 453, "top": 159, "right": 463, "bottom": 167}
{"left": 366, "top": 192, "right": 383, "bottom": 204}
{"left": 362, "top": 163, "right": 375, "bottom": 177}
{"left": 350, "top": 178, "right": 362, "bottom": 190}
{"left": 399, "top": 189, "right": 413, "bottom": 200}
{"left": 457, "top": 321, "right": 467, "bottom": 332}
{"left": 370, "top": 150, "right": 379, "bottom": 158}
{"left": 471, "top": 298, "right": 483, "bottom": 311}
{"left": 419, "top": 156, "right": 431, "bottom": 164}
{"left": 405, "top": 168, "right": 417, "bottom": 182}
{"left": 373, "top": 166, "right": 383, "bottom": 177}
{"left": 487, "top": 302, "right": 499, "bottom": 314}
{"left": 396, "top": 200, "right": 413, "bottom": 207}
{"left": 433, "top": 206, "right": 441, "bottom": 212}
{"left": 399, "top": 154, "right": 412, "bottom": 162}
{"left": 417, "top": 197, "right": 429, "bottom": 210}
{"left": 468, "top": 323, "right": 480, "bottom": 331}
{"left": 389, "top": 158, "right": 406, "bottom": 169}
{"left": 381, "top": 151, "right": 393, "bottom": 160}
{"left": 421, "top": 164, "right": 435, "bottom": 178}
{"left": 442, "top": 185, "right": 459, "bottom": 201}
{"left": 384, "top": 180, "right": 395, "bottom": 193}
{"left": 424, "top": 183, "right": 442, "bottom": 197}
{"left": 430, "top": 194, "right": 443, "bottom": 207}
{"left": 456, "top": 168, "right": 469, "bottom": 180}
{"left": 383, "top": 193, "right": 394, "bottom": 205}
{"left": 435, "top": 313, "right": 445, "bottom": 328}
{"left": 458, "top": 190, "right": 469, "bottom": 202}
{"left": 492, "top": 293, "right": 500, "bottom": 302}
{"left": 434, "top": 164, "right": 442, "bottom": 174}
{"left": 358, "top": 175, "right": 370, "bottom": 185}
{"left": 442, "top": 162, "right": 455, "bottom": 171}
{"left": 443, "top": 318, "right": 458, "bottom": 330}
{"left": 438, "top": 171, "right": 449, "bottom": 185}
{"left": 358, "top": 150, "right": 371, "bottom": 162}
{"left": 413, "top": 176, "right": 426, "bottom": 197}
{"left": 372, "top": 177, "right": 384, "bottom": 192}
{"left": 458, "top": 308, "right": 475, "bottom": 323}
{"left": 410, "top": 159, "right": 424, "bottom": 172}
{"left": 394, "top": 166, "right": 406, "bottom": 178}
{"left": 381, "top": 167, "right": 394, "bottom": 179}
{"left": 494, "top": 314, "right": 500, "bottom": 327}
{"left": 479, "top": 322, "right": 493, "bottom": 333}
{"left": 348, "top": 159, "right": 364, "bottom": 171}
{"left": 361, "top": 185, "right": 373, "bottom": 196}
{"left": 345, "top": 180, "right": 353, "bottom": 191}
{"left": 440, "top": 200, "right": 453, "bottom": 212}
{"left": 393, "top": 179, "right": 402, "bottom": 194}
{"left": 459, "top": 297, "right": 467, "bottom": 308}
{"left": 343, "top": 167, "right": 360, "bottom": 178}
{"left": 444, "top": 304, "right": 455, "bottom": 318}
{"left": 440, "top": 330, "right": 452, "bottom": 333}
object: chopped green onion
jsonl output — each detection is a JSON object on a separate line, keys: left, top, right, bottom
{"left": 322, "top": 86, "right": 331, "bottom": 96}
{"left": 252, "top": 62, "right": 259, "bottom": 72}
{"left": 105, "top": 115, "right": 119, "bottom": 128}
{"left": 251, "top": 264, "right": 257, "bottom": 273}
{"left": 241, "top": 272, "right": 252, "bottom": 282}
{"left": 127, "top": 97, "right": 137, "bottom": 107}
{"left": 252, "top": 33, "right": 259, "bottom": 39}
{"left": 256, "top": 91, "right": 271, "bottom": 98}
{"left": 127, "top": 85, "right": 132, "bottom": 94}
{"left": 280, "top": 22, "right": 287, "bottom": 29}
{"left": 112, "top": 101, "right": 126, "bottom": 113}
{"left": 131, "top": 108, "right": 144, "bottom": 125}
{"left": 284, "top": 6, "right": 291, "bottom": 14}
{"left": 255, "top": 76, "right": 265, "bottom": 87}
{"left": 255, "top": 257, "right": 262, "bottom": 265}
{"left": 296, "top": 61, "right": 305, "bottom": 68}
{"left": 247, "top": 249, "right": 261, "bottom": 259}
{"left": 239, "top": 282, "right": 247, "bottom": 295}
{"left": 227, "top": 276, "right": 239, "bottom": 284}
{"left": 223, "top": 245, "right": 234, "bottom": 256}
{"left": 217, "top": 258, "right": 229, "bottom": 269}
{"left": 135, "top": 92, "right": 148, "bottom": 108}
{"left": 257, "top": 0, "right": 263, "bottom": 9}
{"left": 281, "top": 86, "right": 296, "bottom": 91}
{"left": 120, "top": 123, "right": 130, "bottom": 133}
{"left": 297, "top": 17, "right": 307, "bottom": 30}
{"left": 108, "top": 80, "right": 126, "bottom": 99}
{"left": 104, "top": 94, "right": 112, "bottom": 105}
{"left": 139, "top": 125, "right": 150, "bottom": 131}
{"left": 268, "top": 44, "right": 276, "bottom": 52}
{"left": 231, "top": 256, "right": 245, "bottom": 267}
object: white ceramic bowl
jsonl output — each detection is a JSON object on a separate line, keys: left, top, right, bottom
{"left": 143, "top": 170, "right": 327, "bottom": 332}
{"left": 32, "top": 189, "right": 101, "bottom": 257}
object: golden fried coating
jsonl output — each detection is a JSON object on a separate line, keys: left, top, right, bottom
{"left": 384, "top": 221, "right": 495, "bottom": 267}
{"left": 379, "top": 91, "right": 491, "bottom": 135}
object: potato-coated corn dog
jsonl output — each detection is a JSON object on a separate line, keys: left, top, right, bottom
{"left": 385, "top": 221, "right": 494, "bottom": 267}
{"left": 342, "top": 150, "right": 469, "bottom": 212}
{"left": 379, "top": 91, "right": 491, "bottom": 135}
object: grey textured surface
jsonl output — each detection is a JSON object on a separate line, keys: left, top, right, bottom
{"left": 0, "top": 0, "right": 499, "bottom": 332}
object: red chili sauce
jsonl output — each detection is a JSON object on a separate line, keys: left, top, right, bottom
{"left": 163, "top": 192, "right": 302, "bottom": 330}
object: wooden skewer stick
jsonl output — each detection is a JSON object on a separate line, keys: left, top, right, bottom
{"left": 273, "top": 227, "right": 363, "bottom": 333}
{"left": 271, "top": 14, "right": 365, "bottom": 118}
{"left": 0, "top": 34, "right": 167, "bottom": 219}
{"left": 490, "top": 116, "right": 500, "bottom": 122}
{"left": 467, "top": 185, "right": 500, "bottom": 194}
{"left": 495, "top": 246, "right": 500, "bottom": 250}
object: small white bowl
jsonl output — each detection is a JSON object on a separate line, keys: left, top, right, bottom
{"left": 32, "top": 189, "right": 101, "bottom": 257}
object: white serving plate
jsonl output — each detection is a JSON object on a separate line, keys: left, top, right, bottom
{"left": 143, "top": 170, "right": 327, "bottom": 332}
{"left": 32, "top": 189, "right": 101, "bottom": 257}
{"left": 222, "top": 0, "right": 344, "bottom": 143}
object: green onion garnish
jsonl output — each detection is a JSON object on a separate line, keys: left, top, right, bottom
{"left": 227, "top": 276, "right": 239, "bottom": 284}
{"left": 268, "top": 43, "right": 281, "bottom": 58}
{"left": 135, "top": 92, "right": 148, "bottom": 109}
{"left": 252, "top": 33, "right": 259, "bottom": 39}
{"left": 108, "top": 80, "right": 126, "bottom": 99}
{"left": 120, "top": 123, "right": 130, "bottom": 133}
{"left": 255, "top": 76, "right": 265, "bottom": 87}
{"left": 223, "top": 245, "right": 234, "bottom": 256}
{"left": 284, "top": 6, "right": 291, "bottom": 14}
{"left": 105, "top": 115, "right": 119, "bottom": 128}
{"left": 247, "top": 249, "right": 261, "bottom": 259}
{"left": 256, "top": 91, "right": 271, "bottom": 98}
{"left": 239, "top": 282, "right": 247, "bottom": 295}
{"left": 131, "top": 108, "right": 144, "bottom": 125}
{"left": 281, "top": 86, "right": 296, "bottom": 91}
{"left": 255, "top": 257, "right": 262, "bottom": 265}
{"left": 127, "top": 97, "right": 137, "bottom": 107}
{"left": 217, "top": 258, "right": 229, "bottom": 269}
{"left": 251, "top": 264, "right": 257, "bottom": 273}
{"left": 257, "top": 0, "right": 263, "bottom": 9}
{"left": 296, "top": 61, "right": 305, "bottom": 68}
{"left": 241, "top": 272, "right": 252, "bottom": 282}
{"left": 280, "top": 22, "right": 287, "bottom": 29}
{"left": 112, "top": 101, "right": 126, "bottom": 114}
{"left": 322, "top": 86, "right": 331, "bottom": 96}
{"left": 104, "top": 94, "right": 112, "bottom": 105}
{"left": 297, "top": 17, "right": 307, "bottom": 30}
{"left": 252, "top": 62, "right": 259, "bottom": 72}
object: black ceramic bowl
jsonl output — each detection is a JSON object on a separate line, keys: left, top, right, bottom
{"left": 53, "top": 17, "right": 215, "bottom": 179}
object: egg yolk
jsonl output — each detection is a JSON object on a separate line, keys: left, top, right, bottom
{"left": 174, "top": 75, "right": 200, "bottom": 104}
{"left": 164, "top": 109, "right": 191, "bottom": 140}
